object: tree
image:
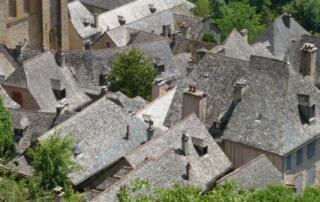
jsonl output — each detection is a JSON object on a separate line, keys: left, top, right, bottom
{"left": 215, "top": 2, "right": 266, "bottom": 43}
{"left": 28, "top": 134, "right": 77, "bottom": 191}
{"left": 0, "top": 97, "right": 16, "bottom": 163}
{"left": 286, "top": 0, "right": 320, "bottom": 34}
{"left": 202, "top": 32, "right": 216, "bottom": 43}
{"left": 194, "top": 0, "right": 213, "bottom": 17}
{"left": 0, "top": 172, "right": 29, "bottom": 201}
{"left": 108, "top": 48, "right": 159, "bottom": 101}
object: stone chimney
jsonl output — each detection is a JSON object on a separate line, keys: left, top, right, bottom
{"left": 149, "top": 4, "right": 156, "bottom": 13}
{"left": 233, "top": 79, "right": 248, "bottom": 103}
{"left": 53, "top": 186, "right": 64, "bottom": 202}
{"left": 240, "top": 29, "right": 248, "bottom": 42}
{"left": 152, "top": 78, "right": 168, "bottom": 100}
{"left": 118, "top": 15, "right": 126, "bottom": 25}
{"left": 282, "top": 14, "right": 291, "bottom": 28}
{"left": 93, "top": 13, "right": 99, "bottom": 28}
{"left": 300, "top": 43, "right": 318, "bottom": 77}
{"left": 186, "top": 162, "right": 191, "bottom": 180}
{"left": 182, "top": 86, "right": 207, "bottom": 121}
{"left": 181, "top": 133, "right": 189, "bottom": 156}
{"left": 125, "top": 125, "right": 130, "bottom": 140}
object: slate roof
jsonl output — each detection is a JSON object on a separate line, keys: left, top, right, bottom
{"left": 0, "top": 85, "right": 20, "bottom": 109}
{"left": 68, "top": 1, "right": 100, "bottom": 39}
{"left": 9, "top": 109, "right": 57, "bottom": 154}
{"left": 255, "top": 14, "right": 309, "bottom": 59}
{"left": 217, "top": 155, "right": 283, "bottom": 189}
{"left": 65, "top": 39, "right": 173, "bottom": 88}
{"left": 174, "top": 13, "right": 205, "bottom": 40}
{"left": 106, "top": 9, "right": 176, "bottom": 47}
{"left": 0, "top": 45, "right": 18, "bottom": 79}
{"left": 5, "top": 52, "right": 91, "bottom": 112}
{"left": 106, "top": 91, "right": 147, "bottom": 114}
{"left": 38, "top": 97, "right": 161, "bottom": 185}
{"left": 222, "top": 56, "right": 320, "bottom": 155}
{"left": 210, "top": 29, "right": 274, "bottom": 61}
{"left": 79, "top": 0, "right": 134, "bottom": 11}
{"left": 164, "top": 53, "right": 248, "bottom": 127}
{"left": 93, "top": 114, "right": 232, "bottom": 202}
{"left": 288, "top": 35, "right": 320, "bottom": 87}
{"left": 6, "top": 156, "right": 35, "bottom": 177}
{"left": 135, "top": 88, "right": 176, "bottom": 130}
{"left": 98, "top": 0, "right": 194, "bottom": 32}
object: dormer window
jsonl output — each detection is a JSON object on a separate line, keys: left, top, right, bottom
{"left": 192, "top": 137, "right": 208, "bottom": 157}
{"left": 51, "top": 79, "right": 66, "bottom": 101}
{"left": 83, "top": 18, "right": 90, "bottom": 27}
{"left": 14, "top": 129, "right": 24, "bottom": 142}
{"left": 149, "top": 4, "right": 156, "bottom": 13}
{"left": 99, "top": 73, "right": 108, "bottom": 86}
{"left": 118, "top": 15, "right": 126, "bottom": 25}
{"left": 298, "top": 94, "right": 316, "bottom": 125}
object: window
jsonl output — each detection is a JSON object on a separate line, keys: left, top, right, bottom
{"left": 307, "top": 141, "right": 316, "bottom": 159}
{"left": 14, "top": 129, "right": 23, "bottom": 142}
{"left": 9, "top": 0, "right": 17, "bottom": 17}
{"left": 53, "top": 89, "right": 66, "bottom": 100}
{"left": 23, "top": 0, "right": 29, "bottom": 13}
{"left": 286, "top": 155, "right": 292, "bottom": 171}
{"left": 296, "top": 148, "right": 304, "bottom": 166}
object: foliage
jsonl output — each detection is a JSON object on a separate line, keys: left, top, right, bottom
{"left": 285, "top": 0, "right": 320, "bottom": 34}
{"left": 28, "top": 134, "right": 77, "bottom": 190}
{"left": 0, "top": 97, "right": 16, "bottom": 164}
{"left": 108, "top": 48, "right": 159, "bottom": 101}
{"left": 194, "top": 0, "right": 213, "bottom": 16}
{"left": 202, "top": 32, "right": 216, "bottom": 43}
{"left": 0, "top": 171, "right": 29, "bottom": 201}
{"left": 215, "top": 2, "right": 266, "bottom": 43}
{"left": 118, "top": 180, "right": 320, "bottom": 202}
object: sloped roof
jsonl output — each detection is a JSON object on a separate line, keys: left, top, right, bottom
{"left": 65, "top": 39, "right": 173, "bottom": 88}
{"left": 98, "top": 0, "right": 194, "bottom": 32}
{"left": 210, "top": 29, "right": 274, "bottom": 61}
{"left": 0, "top": 85, "right": 20, "bottom": 109}
{"left": 106, "top": 9, "right": 176, "bottom": 47}
{"left": 9, "top": 109, "right": 57, "bottom": 154}
{"left": 38, "top": 97, "right": 161, "bottom": 185}
{"left": 255, "top": 14, "right": 309, "bottom": 59}
{"left": 106, "top": 91, "right": 147, "bottom": 114}
{"left": 79, "top": 0, "right": 134, "bottom": 11}
{"left": 93, "top": 115, "right": 231, "bottom": 202}
{"left": 164, "top": 53, "right": 248, "bottom": 127}
{"left": 135, "top": 88, "right": 176, "bottom": 130}
{"left": 222, "top": 56, "right": 320, "bottom": 155}
{"left": 68, "top": 1, "right": 100, "bottom": 39}
{"left": 217, "top": 155, "right": 283, "bottom": 189}
{"left": 5, "top": 52, "right": 91, "bottom": 112}
{"left": 6, "top": 156, "right": 35, "bottom": 177}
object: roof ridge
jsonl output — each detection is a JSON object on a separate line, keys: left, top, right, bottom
{"left": 22, "top": 51, "right": 51, "bottom": 65}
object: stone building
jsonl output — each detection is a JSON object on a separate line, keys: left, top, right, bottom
{"left": 0, "top": 0, "right": 69, "bottom": 50}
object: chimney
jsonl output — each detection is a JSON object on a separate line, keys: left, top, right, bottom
{"left": 149, "top": 4, "right": 156, "bottom": 13}
{"left": 118, "top": 15, "right": 126, "bottom": 25}
{"left": 15, "top": 42, "right": 24, "bottom": 64}
{"left": 186, "top": 162, "right": 191, "bottom": 180}
{"left": 125, "top": 125, "right": 130, "bottom": 140}
{"left": 93, "top": 13, "right": 99, "bottom": 28}
{"left": 181, "top": 133, "right": 189, "bottom": 156}
{"left": 233, "top": 79, "right": 248, "bottom": 103}
{"left": 152, "top": 78, "right": 168, "bottom": 100}
{"left": 53, "top": 186, "right": 64, "bottom": 202}
{"left": 300, "top": 43, "right": 318, "bottom": 77}
{"left": 282, "top": 14, "right": 291, "bottom": 28}
{"left": 147, "top": 125, "right": 154, "bottom": 141}
{"left": 182, "top": 86, "right": 207, "bottom": 121}
{"left": 56, "top": 99, "right": 68, "bottom": 115}
{"left": 240, "top": 29, "right": 248, "bottom": 42}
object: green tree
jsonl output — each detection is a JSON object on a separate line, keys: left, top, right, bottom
{"left": 194, "top": 0, "right": 213, "bottom": 16}
{"left": 0, "top": 97, "right": 16, "bottom": 163}
{"left": 108, "top": 48, "right": 158, "bottom": 101}
{"left": 0, "top": 172, "right": 29, "bottom": 201}
{"left": 215, "top": 2, "right": 266, "bottom": 43}
{"left": 202, "top": 32, "right": 216, "bottom": 43}
{"left": 286, "top": 0, "right": 320, "bottom": 34}
{"left": 28, "top": 134, "right": 77, "bottom": 190}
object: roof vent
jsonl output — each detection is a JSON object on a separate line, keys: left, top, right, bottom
{"left": 149, "top": 4, "right": 156, "bottom": 13}
{"left": 118, "top": 15, "right": 126, "bottom": 25}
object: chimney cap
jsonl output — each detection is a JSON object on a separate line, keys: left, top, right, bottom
{"left": 54, "top": 186, "right": 63, "bottom": 193}
{"left": 185, "top": 85, "right": 206, "bottom": 97}
{"left": 235, "top": 79, "right": 248, "bottom": 86}
{"left": 301, "top": 43, "right": 318, "bottom": 53}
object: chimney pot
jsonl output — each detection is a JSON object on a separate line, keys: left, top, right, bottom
{"left": 181, "top": 133, "right": 189, "bottom": 156}
{"left": 125, "top": 125, "right": 130, "bottom": 140}
{"left": 186, "top": 162, "right": 191, "bottom": 180}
